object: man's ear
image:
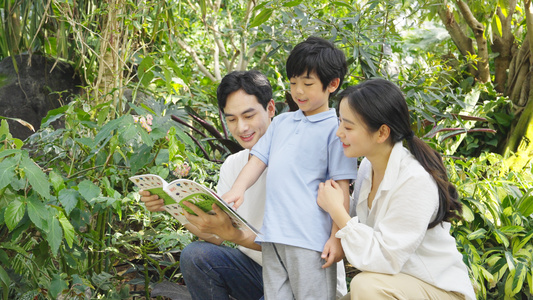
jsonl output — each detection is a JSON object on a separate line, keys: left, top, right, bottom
{"left": 266, "top": 99, "right": 276, "bottom": 118}
{"left": 376, "top": 124, "right": 391, "bottom": 143}
{"left": 327, "top": 78, "right": 341, "bottom": 93}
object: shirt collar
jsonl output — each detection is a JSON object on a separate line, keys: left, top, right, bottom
{"left": 292, "top": 108, "right": 337, "bottom": 122}
{"left": 380, "top": 142, "right": 411, "bottom": 191}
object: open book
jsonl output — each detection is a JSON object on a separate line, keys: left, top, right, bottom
{"left": 129, "top": 174, "right": 260, "bottom": 235}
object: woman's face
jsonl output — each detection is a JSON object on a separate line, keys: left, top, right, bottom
{"left": 336, "top": 98, "right": 379, "bottom": 158}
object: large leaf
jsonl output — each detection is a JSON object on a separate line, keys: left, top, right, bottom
{"left": 0, "top": 265, "right": 10, "bottom": 299}
{"left": 78, "top": 180, "right": 101, "bottom": 202}
{"left": 249, "top": 8, "right": 273, "bottom": 28}
{"left": 46, "top": 215, "right": 63, "bottom": 257}
{"left": 57, "top": 211, "right": 75, "bottom": 248}
{"left": 21, "top": 155, "right": 50, "bottom": 199}
{"left": 27, "top": 194, "right": 49, "bottom": 231}
{"left": 0, "top": 156, "right": 16, "bottom": 190}
{"left": 49, "top": 273, "right": 68, "bottom": 299}
{"left": 58, "top": 189, "right": 80, "bottom": 216}
{"left": 4, "top": 198, "right": 25, "bottom": 231}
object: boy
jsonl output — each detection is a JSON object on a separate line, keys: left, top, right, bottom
{"left": 223, "top": 37, "right": 358, "bottom": 299}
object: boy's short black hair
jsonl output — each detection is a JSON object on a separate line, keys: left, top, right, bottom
{"left": 286, "top": 36, "right": 347, "bottom": 97}
{"left": 217, "top": 70, "right": 272, "bottom": 113}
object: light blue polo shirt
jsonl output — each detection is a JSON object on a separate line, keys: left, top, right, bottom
{"left": 251, "top": 108, "right": 358, "bottom": 252}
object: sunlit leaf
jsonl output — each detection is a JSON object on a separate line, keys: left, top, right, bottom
{"left": 58, "top": 211, "right": 75, "bottom": 248}
{"left": 249, "top": 8, "right": 273, "bottom": 28}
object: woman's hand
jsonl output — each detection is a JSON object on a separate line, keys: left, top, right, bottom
{"left": 317, "top": 179, "right": 345, "bottom": 214}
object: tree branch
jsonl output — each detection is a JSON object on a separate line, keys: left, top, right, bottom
{"left": 492, "top": 1, "right": 516, "bottom": 92}
{"left": 438, "top": 2, "right": 475, "bottom": 77}
{"left": 175, "top": 38, "right": 217, "bottom": 82}
{"left": 455, "top": 0, "right": 490, "bottom": 83}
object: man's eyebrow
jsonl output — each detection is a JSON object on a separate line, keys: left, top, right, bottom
{"left": 225, "top": 108, "right": 256, "bottom": 117}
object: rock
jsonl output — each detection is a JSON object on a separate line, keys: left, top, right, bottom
{"left": 0, "top": 54, "right": 81, "bottom": 140}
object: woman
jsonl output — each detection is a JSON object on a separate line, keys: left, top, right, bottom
{"left": 318, "top": 79, "right": 476, "bottom": 299}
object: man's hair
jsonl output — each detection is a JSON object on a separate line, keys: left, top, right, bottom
{"left": 286, "top": 36, "right": 347, "bottom": 97}
{"left": 217, "top": 70, "right": 273, "bottom": 113}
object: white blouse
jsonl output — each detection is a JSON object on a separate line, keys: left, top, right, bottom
{"left": 336, "top": 142, "right": 476, "bottom": 299}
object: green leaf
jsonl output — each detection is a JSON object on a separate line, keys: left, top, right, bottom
{"left": 511, "top": 262, "right": 527, "bottom": 294}
{"left": 46, "top": 215, "right": 63, "bottom": 257}
{"left": 21, "top": 155, "right": 50, "bottom": 199}
{"left": 78, "top": 180, "right": 101, "bottom": 202}
{"left": 518, "top": 195, "right": 533, "bottom": 216}
{"left": 466, "top": 228, "right": 487, "bottom": 240}
{"left": 0, "top": 157, "right": 17, "bottom": 190}
{"left": 58, "top": 189, "right": 80, "bottom": 216}
{"left": 283, "top": 0, "right": 303, "bottom": 7}
{"left": 249, "top": 8, "right": 273, "bottom": 28}
{"left": 27, "top": 195, "right": 49, "bottom": 231}
{"left": 0, "top": 264, "right": 10, "bottom": 291}
{"left": 49, "top": 273, "right": 68, "bottom": 298}
{"left": 4, "top": 198, "right": 25, "bottom": 231}
{"left": 49, "top": 171, "right": 65, "bottom": 192}
{"left": 58, "top": 211, "right": 75, "bottom": 248}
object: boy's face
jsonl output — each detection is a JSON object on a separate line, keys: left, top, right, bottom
{"left": 223, "top": 89, "right": 275, "bottom": 150}
{"left": 289, "top": 70, "right": 339, "bottom": 116}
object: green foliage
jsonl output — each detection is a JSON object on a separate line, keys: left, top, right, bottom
{"left": 0, "top": 96, "right": 220, "bottom": 298}
{"left": 449, "top": 153, "right": 533, "bottom": 299}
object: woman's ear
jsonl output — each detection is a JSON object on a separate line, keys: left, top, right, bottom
{"left": 376, "top": 124, "right": 391, "bottom": 143}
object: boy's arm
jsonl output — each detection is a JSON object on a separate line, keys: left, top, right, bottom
{"left": 222, "top": 155, "right": 266, "bottom": 209}
{"left": 321, "top": 179, "right": 350, "bottom": 268}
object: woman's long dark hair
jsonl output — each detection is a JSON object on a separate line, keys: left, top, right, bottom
{"left": 338, "top": 79, "right": 462, "bottom": 228}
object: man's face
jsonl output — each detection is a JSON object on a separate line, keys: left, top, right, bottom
{"left": 223, "top": 89, "right": 275, "bottom": 150}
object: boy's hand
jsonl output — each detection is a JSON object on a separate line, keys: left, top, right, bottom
{"left": 139, "top": 190, "right": 165, "bottom": 212}
{"left": 221, "top": 189, "right": 245, "bottom": 209}
{"left": 317, "top": 179, "right": 344, "bottom": 214}
{"left": 321, "top": 236, "right": 345, "bottom": 268}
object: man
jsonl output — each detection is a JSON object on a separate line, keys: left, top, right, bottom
{"left": 140, "top": 70, "right": 347, "bottom": 299}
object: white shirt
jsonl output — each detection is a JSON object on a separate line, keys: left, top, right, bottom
{"left": 217, "top": 149, "right": 266, "bottom": 265}
{"left": 217, "top": 149, "right": 348, "bottom": 297}
{"left": 337, "top": 142, "right": 476, "bottom": 299}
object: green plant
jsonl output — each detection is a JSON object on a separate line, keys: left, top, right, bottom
{"left": 448, "top": 153, "right": 533, "bottom": 299}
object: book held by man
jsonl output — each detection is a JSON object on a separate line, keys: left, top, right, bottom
{"left": 129, "top": 174, "right": 260, "bottom": 235}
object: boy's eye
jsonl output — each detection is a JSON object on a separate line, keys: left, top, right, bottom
{"left": 245, "top": 114, "right": 255, "bottom": 119}
{"left": 226, "top": 118, "right": 236, "bottom": 123}
{"left": 304, "top": 83, "right": 313, "bottom": 86}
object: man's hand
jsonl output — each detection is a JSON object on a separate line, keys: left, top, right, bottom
{"left": 182, "top": 202, "right": 236, "bottom": 240}
{"left": 321, "top": 236, "right": 345, "bottom": 268}
{"left": 139, "top": 190, "right": 165, "bottom": 212}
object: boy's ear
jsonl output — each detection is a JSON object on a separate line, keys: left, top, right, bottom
{"left": 327, "top": 78, "right": 341, "bottom": 93}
